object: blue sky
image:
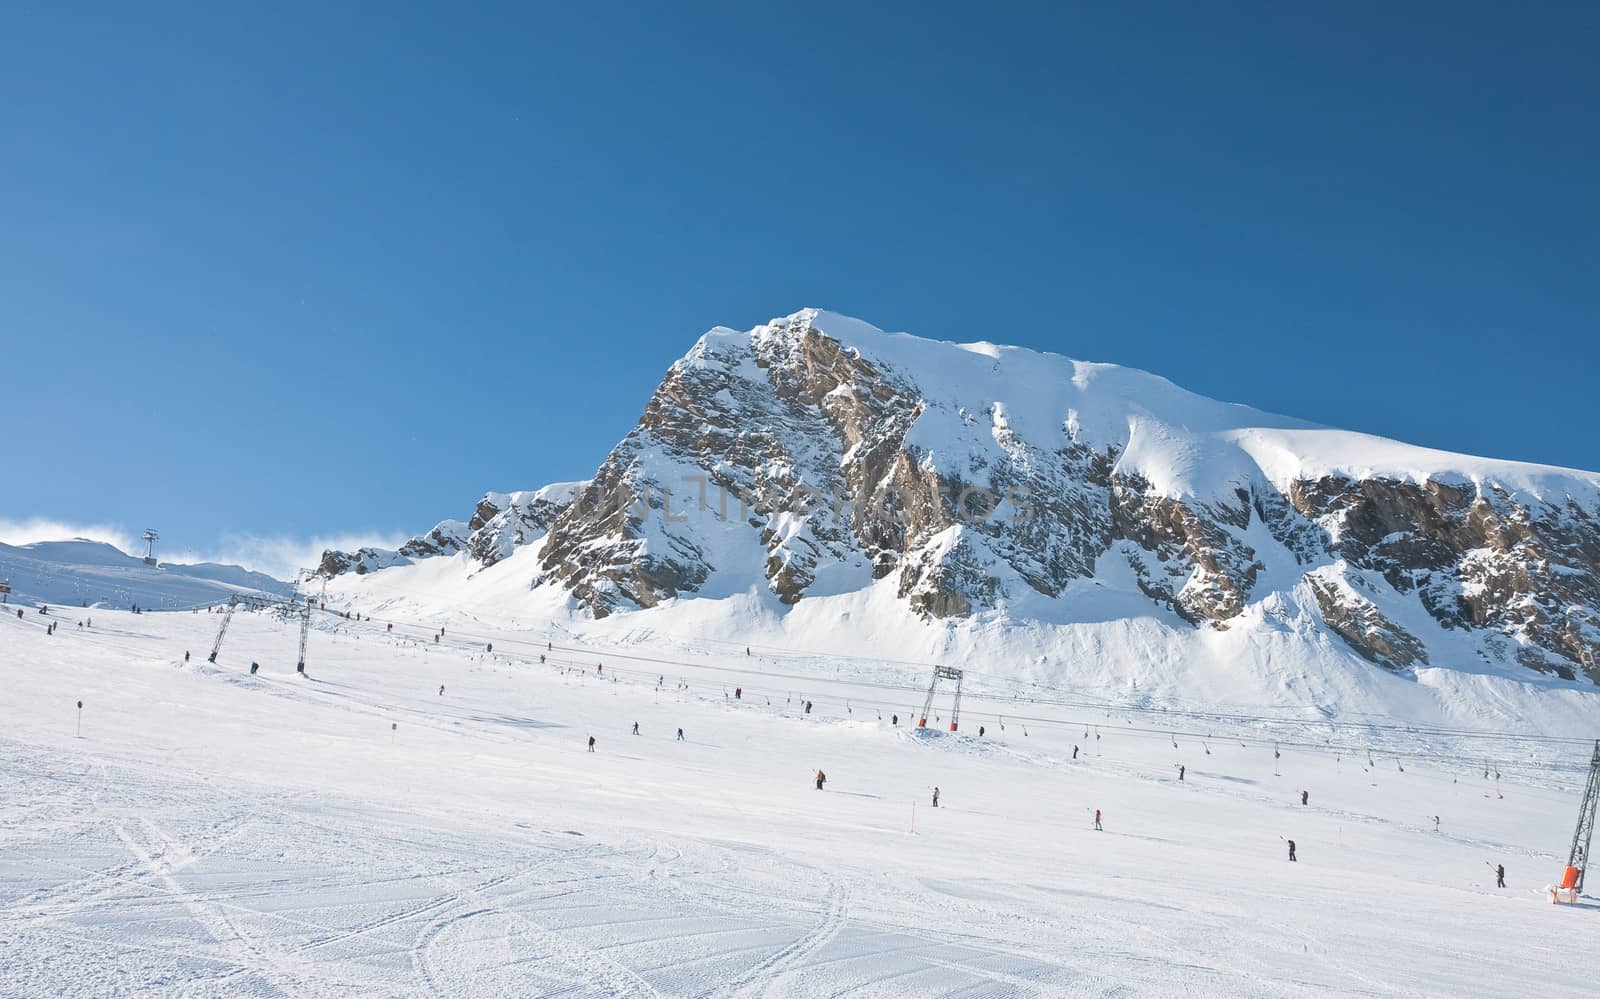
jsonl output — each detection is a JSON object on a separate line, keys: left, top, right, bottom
{"left": 4, "top": 3, "right": 1596, "bottom": 575}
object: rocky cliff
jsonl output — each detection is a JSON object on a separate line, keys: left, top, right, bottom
{"left": 329, "top": 309, "right": 1600, "bottom": 686}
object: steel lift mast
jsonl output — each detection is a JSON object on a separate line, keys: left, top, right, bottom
{"left": 1568, "top": 738, "right": 1600, "bottom": 892}
{"left": 917, "top": 666, "right": 965, "bottom": 732}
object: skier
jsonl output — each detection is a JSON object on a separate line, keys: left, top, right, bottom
{"left": 1433, "top": 815, "right": 1440, "bottom": 832}
{"left": 597, "top": 663, "right": 603, "bottom": 675}
{"left": 1073, "top": 745, "right": 1079, "bottom": 760}
{"left": 1301, "top": 790, "right": 1309, "bottom": 806}
{"left": 932, "top": 786, "right": 940, "bottom": 808}
{"left": 805, "top": 701, "right": 813, "bottom": 714}
{"left": 891, "top": 714, "right": 898, "bottom": 725}
{"left": 979, "top": 726, "right": 985, "bottom": 737}
{"left": 735, "top": 687, "right": 741, "bottom": 700}
{"left": 588, "top": 736, "right": 596, "bottom": 752}
{"left": 677, "top": 728, "right": 685, "bottom": 741}
{"left": 1094, "top": 809, "right": 1102, "bottom": 831}
{"left": 1496, "top": 863, "right": 1506, "bottom": 888}
{"left": 1288, "top": 839, "right": 1297, "bottom": 862}
{"left": 815, "top": 769, "right": 826, "bottom": 790}
{"left": 387, "top": 623, "right": 393, "bottom": 632}
{"left": 1178, "top": 765, "right": 1185, "bottom": 781}
{"left": 184, "top": 651, "right": 190, "bottom": 663}
{"left": 632, "top": 721, "right": 640, "bottom": 735}
{"left": 439, "top": 685, "right": 445, "bottom": 696}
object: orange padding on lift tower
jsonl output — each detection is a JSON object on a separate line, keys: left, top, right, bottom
{"left": 1560, "top": 866, "right": 1580, "bottom": 889}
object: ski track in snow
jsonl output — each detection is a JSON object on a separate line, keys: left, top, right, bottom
{"left": 1, "top": 607, "right": 1596, "bottom": 996}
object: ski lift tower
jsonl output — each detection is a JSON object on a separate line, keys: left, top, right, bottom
{"left": 917, "top": 665, "right": 965, "bottom": 732}
{"left": 141, "top": 529, "right": 160, "bottom": 567}
{"left": 1562, "top": 738, "right": 1600, "bottom": 896}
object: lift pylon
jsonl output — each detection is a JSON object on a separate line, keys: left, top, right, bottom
{"left": 917, "top": 666, "right": 965, "bottom": 732}
{"left": 207, "top": 596, "right": 240, "bottom": 663}
{"left": 1566, "top": 738, "right": 1600, "bottom": 893}
{"left": 296, "top": 598, "right": 311, "bottom": 674}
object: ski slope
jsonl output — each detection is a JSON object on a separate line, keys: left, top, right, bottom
{"left": 2, "top": 603, "right": 1595, "bottom": 997}
{"left": 0, "top": 539, "right": 291, "bottom": 611}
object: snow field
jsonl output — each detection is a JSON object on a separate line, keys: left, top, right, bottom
{"left": 1, "top": 606, "right": 1595, "bottom": 996}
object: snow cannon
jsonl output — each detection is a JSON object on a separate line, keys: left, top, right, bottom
{"left": 1547, "top": 866, "right": 1583, "bottom": 904}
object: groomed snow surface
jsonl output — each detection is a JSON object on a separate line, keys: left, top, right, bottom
{"left": 3, "top": 605, "right": 1596, "bottom": 997}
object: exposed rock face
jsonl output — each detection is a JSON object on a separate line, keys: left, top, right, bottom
{"left": 328, "top": 309, "right": 1600, "bottom": 687}
{"left": 317, "top": 484, "right": 582, "bottom": 580}
{"left": 527, "top": 310, "right": 1600, "bottom": 685}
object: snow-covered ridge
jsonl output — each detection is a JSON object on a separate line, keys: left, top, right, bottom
{"left": 0, "top": 539, "right": 291, "bottom": 609}
{"left": 325, "top": 308, "right": 1600, "bottom": 698}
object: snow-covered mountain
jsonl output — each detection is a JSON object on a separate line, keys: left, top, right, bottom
{"left": 0, "top": 539, "right": 292, "bottom": 610}
{"left": 320, "top": 309, "right": 1600, "bottom": 696}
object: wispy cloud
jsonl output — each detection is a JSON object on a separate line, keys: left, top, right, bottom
{"left": 0, "top": 518, "right": 408, "bottom": 582}
{"left": 0, "top": 517, "right": 141, "bottom": 553}
{"left": 171, "top": 531, "right": 411, "bottom": 581}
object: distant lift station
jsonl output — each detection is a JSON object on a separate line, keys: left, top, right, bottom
{"left": 918, "top": 665, "right": 964, "bottom": 732}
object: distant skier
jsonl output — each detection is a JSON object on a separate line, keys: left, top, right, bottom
{"left": 805, "top": 701, "right": 813, "bottom": 714}
{"left": 1301, "top": 790, "right": 1309, "bottom": 806}
{"left": 1288, "top": 839, "right": 1297, "bottom": 862}
{"left": 632, "top": 721, "right": 640, "bottom": 735}
{"left": 1073, "top": 745, "right": 1079, "bottom": 760}
{"left": 978, "top": 726, "right": 985, "bottom": 737}
{"left": 184, "top": 651, "right": 190, "bottom": 663}
{"left": 735, "top": 687, "right": 741, "bottom": 699}
{"left": 1178, "top": 765, "right": 1185, "bottom": 781}
{"left": 815, "top": 769, "right": 826, "bottom": 790}
{"left": 677, "top": 728, "right": 684, "bottom": 741}
{"left": 932, "top": 787, "right": 940, "bottom": 807}
{"left": 439, "top": 685, "right": 445, "bottom": 696}
{"left": 1094, "top": 809, "right": 1102, "bottom": 831}
{"left": 1496, "top": 863, "right": 1505, "bottom": 888}
{"left": 892, "top": 714, "right": 898, "bottom": 725}
{"left": 588, "top": 735, "right": 596, "bottom": 752}
{"left": 1433, "top": 815, "right": 1440, "bottom": 832}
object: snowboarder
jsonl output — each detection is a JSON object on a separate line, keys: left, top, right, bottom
{"left": 1301, "top": 790, "right": 1309, "bottom": 806}
{"left": 1288, "top": 839, "right": 1297, "bottom": 862}
{"left": 932, "top": 787, "right": 940, "bottom": 807}
{"left": 1496, "top": 863, "right": 1506, "bottom": 888}
{"left": 632, "top": 721, "right": 640, "bottom": 735}
{"left": 815, "top": 769, "right": 826, "bottom": 790}
{"left": 676, "top": 728, "right": 684, "bottom": 741}
{"left": 588, "top": 736, "right": 596, "bottom": 752}
{"left": 1094, "top": 809, "right": 1102, "bottom": 831}
{"left": 1178, "top": 765, "right": 1185, "bottom": 781}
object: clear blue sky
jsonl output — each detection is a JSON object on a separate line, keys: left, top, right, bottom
{"left": 4, "top": 3, "right": 1597, "bottom": 567}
